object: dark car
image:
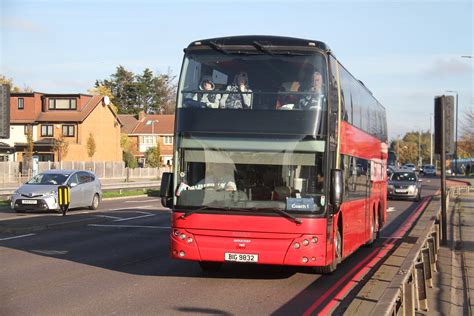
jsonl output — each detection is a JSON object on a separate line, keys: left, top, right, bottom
{"left": 387, "top": 171, "right": 422, "bottom": 201}
{"left": 421, "top": 164, "right": 436, "bottom": 176}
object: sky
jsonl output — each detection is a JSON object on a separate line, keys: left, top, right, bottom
{"left": 1, "top": 0, "right": 472, "bottom": 140}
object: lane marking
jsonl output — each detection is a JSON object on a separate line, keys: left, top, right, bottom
{"left": 94, "top": 215, "right": 122, "bottom": 220}
{"left": 0, "top": 233, "right": 36, "bottom": 241}
{"left": 304, "top": 196, "right": 431, "bottom": 315}
{"left": 88, "top": 224, "right": 170, "bottom": 229}
{"left": 387, "top": 207, "right": 397, "bottom": 213}
{"left": 113, "top": 212, "right": 155, "bottom": 222}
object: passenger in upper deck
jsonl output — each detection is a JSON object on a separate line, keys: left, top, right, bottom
{"left": 297, "top": 71, "right": 325, "bottom": 110}
{"left": 220, "top": 71, "right": 253, "bottom": 109}
{"left": 192, "top": 78, "right": 221, "bottom": 108}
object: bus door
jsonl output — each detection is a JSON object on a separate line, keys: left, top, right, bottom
{"left": 365, "top": 161, "right": 372, "bottom": 242}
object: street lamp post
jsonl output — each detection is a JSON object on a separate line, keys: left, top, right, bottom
{"left": 446, "top": 90, "right": 458, "bottom": 175}
{"left": 430, "top": 113, "right": 433, "bottom": 165}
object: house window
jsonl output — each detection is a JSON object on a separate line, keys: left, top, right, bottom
{"left": 24, "top": 125, "right": 32, "bottom": 135}
{"left": 164, "top": 136, "right": 173, "bottom": 145}
{"left": 48, "top": 98, "right": 77, "bottom": 110}
{"left": 62, "top": 125, "right": 75, "bottom": 137}
{"left": 18, "top": 98, "right": 24, "bottom": 110}
{"left": 143, "top": 136, "right": 156, "bottom": 145}
{"left": 41, "top": 125, "right": 53, "bottom": 137}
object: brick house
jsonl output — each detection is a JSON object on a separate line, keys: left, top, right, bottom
{"left": 118, "top": 113, "right": 174, "bottom": 167}
{"left": 5, "top": 92, "right": 123, "bottom": 162}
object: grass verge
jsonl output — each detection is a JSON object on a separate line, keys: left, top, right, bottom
{"left": 102, "top": 189, "right": 160, "bottom": 199}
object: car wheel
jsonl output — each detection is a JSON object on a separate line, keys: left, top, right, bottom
{"left": 415, "top": 191, "right": 421, "bottom": 202}
{"left": 89, "top": 194, "right": 100, "bottom": 210}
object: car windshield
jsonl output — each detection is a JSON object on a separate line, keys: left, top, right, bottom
{"left": 391, "top": 172, "right": 416, "bottom": 182}
{"left": 175, "top": 134, "right": 326, "bottom": 213}
{"left": 425, "top": 165, "right": 435, "bottom": 169}
{"left": 27, "top": 173, "right": 69, "bottom": 185}
{"left": 178, "top": 52, "right": 328, "bottom": 112}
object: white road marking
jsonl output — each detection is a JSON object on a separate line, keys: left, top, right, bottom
{"left": 0, "top": 233, "right": 36, "bottom": 241}
{"left": 94, "top": 215, "right": 122, "bottom": 220}
{"left": 113, "top": 212, "right": 155, "bottom": 222}
{"left": 88, "top": 224, "right": 170, "bottom": 229}
{"left": 387, "top": 207, "right": 397, "bottom": 213}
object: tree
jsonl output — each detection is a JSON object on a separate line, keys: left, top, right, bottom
{"left": 390, "top": 131, "right": 432, "bottom": 165}
{"left": 154, "top": 69, "right": 177, "bottom": 114}
{"left": 23, "top": 126, "right": 34, "bottom": 172}
{"left": 123, "top": 151, "right": 138, "bottom": 168}
{"left": 145, "top": 145, "right": 160, "bottom": 167}
{"left": 54, "top": 135, "right": 69, "bottom": 162}
{"left": 95, "top": 66, "right": 176, "bottom": 115}
{"left": 0, "top": 74, "right": 33, "bottom": 92}
{"left": 87, "top": 133, "right": 97, "bottom": 160}
{"left": 458, "top": 108, "right": 474, "bottom": 158}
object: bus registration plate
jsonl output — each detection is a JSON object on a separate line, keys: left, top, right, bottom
{"left": 225, "top": 253, "right": 258, "bottom": 263}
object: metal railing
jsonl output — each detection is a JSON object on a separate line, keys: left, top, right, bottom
{"left": 371, "top": 185, "right": 471, "bottom": 315}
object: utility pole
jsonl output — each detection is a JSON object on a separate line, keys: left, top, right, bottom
{"left": 430, "top": 114, "right": 433, "bottom": 165}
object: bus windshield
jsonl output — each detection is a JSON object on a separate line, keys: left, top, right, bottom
{"left": 178, "top": 52, "right": 328, "bottom": 112}
{"left": 175, "top": 134, "right": 326, "bottom": 213}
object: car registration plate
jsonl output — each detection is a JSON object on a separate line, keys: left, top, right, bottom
{"left": 22, "top": 199, "right": 38, "bottom": 205}
{"left": 224, "top": 253, "right": 258, "bottom": 263}
{"left": 395, "top": 189, "right": 407, "bottom": 193}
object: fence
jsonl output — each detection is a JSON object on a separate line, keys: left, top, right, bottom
{"left": 0, "top": 161, "right": 167, "bottom": 185}
{"left": 370, "top": 185, "right": 473, "bottom": 315}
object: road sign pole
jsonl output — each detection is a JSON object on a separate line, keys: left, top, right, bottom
{"left": 440, "top": 101, "right": 447, "bottom": 245}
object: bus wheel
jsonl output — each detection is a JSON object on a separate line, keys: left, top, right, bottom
{"left": 199, "top": 261, "right": 222, "bottom": 272}
{"left": 366, "top": 211, "right": 378, "bottom": 246}
{"left": 314, "top": 228, "right": 341, "bottom": 274}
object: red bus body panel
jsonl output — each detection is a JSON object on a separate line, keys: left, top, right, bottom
{"left": 171, "top": 213, "right": 333, "bottom": 267}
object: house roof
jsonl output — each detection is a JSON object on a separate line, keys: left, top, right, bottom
{"left": 10, "top": 94, "right": 122, "bottom": 126}
{"left": 117, "top": 114, "right": 139, "bottom": 134}
{"left": 131, "top": 114, "right": 175, "bottom": 135}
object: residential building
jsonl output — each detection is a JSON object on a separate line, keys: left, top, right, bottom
{"left": 119, "top": 112, "right": 174, "bottom": 167}
{"left": 4, "top": 92, "right": 123, "bottom": 162}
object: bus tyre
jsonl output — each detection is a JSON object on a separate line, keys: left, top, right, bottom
{"left": 366, "top": 212, "right": 378, "bottom": 246}
{"left": 199, "top": 261, "right": 222, "bottom": 272}
{"left": 314, "top": 228, "right": 341, "bottom": 274}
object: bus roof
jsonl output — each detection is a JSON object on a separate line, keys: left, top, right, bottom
{"left": 186, "top": 35, "right": 331, "bottom": 53}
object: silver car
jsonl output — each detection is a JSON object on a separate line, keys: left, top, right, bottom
{"left": 11, "top": 170, "right": 102, "bottom": 213}
{"left": 387, "top": 171, "right": 422, "bottom": 201}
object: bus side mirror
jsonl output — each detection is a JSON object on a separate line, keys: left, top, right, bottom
{"left": 160, "top": 172, "right": 173, "bottom": 208}
{"left": 330, "top": 169, "right": 343, "bottom": 212}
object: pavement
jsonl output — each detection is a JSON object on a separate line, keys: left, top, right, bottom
{"left": 422, "top": 177, "right": 474, "bottom": 315}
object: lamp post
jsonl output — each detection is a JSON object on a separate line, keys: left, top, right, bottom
{"left": 446, "top": 90, "right": 458, "bottom": 175}
{"left": 430, "top": 113, "right": 433, "bottom": 165}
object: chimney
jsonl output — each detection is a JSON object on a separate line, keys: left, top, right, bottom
{"left": 138, "top": 110, "right": 146, "bottom": 120}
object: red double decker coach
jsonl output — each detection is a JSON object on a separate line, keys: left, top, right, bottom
{"left": 160, "top": 36, "right": 388, "bottom": 273}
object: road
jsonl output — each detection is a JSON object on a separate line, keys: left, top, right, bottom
{"left": 0, "top": 176, "right": 441, "bottom": 315}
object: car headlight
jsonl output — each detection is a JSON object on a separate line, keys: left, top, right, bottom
{"left": 45, "top": 190, "right": 57, "bottom": 196}
{"left": 408, "top": 185, "right": 416, "bottom": 193}
{"left": 388, "top": 185, "right": 394, "bottom": 190}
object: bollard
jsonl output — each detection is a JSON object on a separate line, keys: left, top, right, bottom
{"left": 421, "top": 248, "right": 433, "bottom": 287}
{"left": 415, "top": 261, "right": 429, "bottom": 311}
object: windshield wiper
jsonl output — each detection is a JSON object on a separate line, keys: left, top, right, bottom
{"left": 208, "top": 41, "right": 230, "bottom": 54}
{"left": 178, "top": 206, "right": 215, "bottom": 219}
{"left": 253, "top": 41, "right": 274, "bottom": 55}
{"left": 258, "top": 208, "right": 303, "bottom": 225}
